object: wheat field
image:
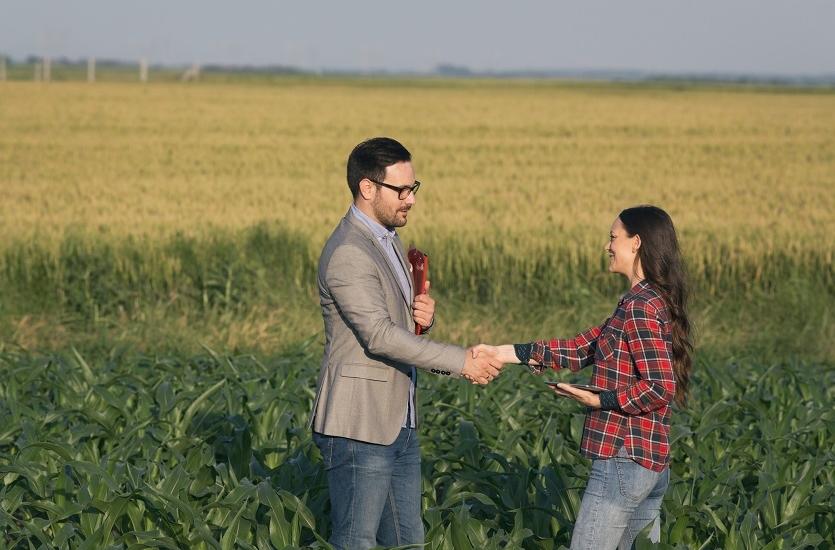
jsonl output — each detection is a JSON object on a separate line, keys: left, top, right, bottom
{"left": 2, "top": 80, "right": 834, "bottom": 246}
{"left": 0, "top": 79, "right": 833, "bottom": 354}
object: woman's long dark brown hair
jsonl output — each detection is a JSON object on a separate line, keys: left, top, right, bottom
{"left": 619, "top": 205, "right": 693, "bottom": 407}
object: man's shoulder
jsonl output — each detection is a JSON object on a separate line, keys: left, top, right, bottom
{"left": 322, "top": 215, "right": 371, "bottom": 251}
{"left": 319, "top": 216, "right": 374, "bottom": 272}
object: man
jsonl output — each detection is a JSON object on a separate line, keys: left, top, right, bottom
{"left": 309, "top": 137, "right": 503, "bottom": 550}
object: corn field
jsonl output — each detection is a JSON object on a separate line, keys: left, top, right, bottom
{"left": 1, "top": 347, "right": 832, "bottom": 548}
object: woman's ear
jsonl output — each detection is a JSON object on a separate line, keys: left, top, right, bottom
{"left": 632, "top": 234, "right": 641, "bottom": 254}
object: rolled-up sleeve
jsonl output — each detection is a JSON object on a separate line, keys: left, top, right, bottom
{"left": 528, "top": 321, "right": 607, "bottom": 375}
{"left": 616, "top": 301, "right": 676, "bottom": 414}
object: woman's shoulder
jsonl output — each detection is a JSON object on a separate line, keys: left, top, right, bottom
{"left": 624, "top": 282, "right": 668, "bottom": 319}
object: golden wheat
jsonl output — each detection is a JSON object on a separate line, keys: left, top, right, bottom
{"left": 1, "top": 80, "right": 833, "bottom": 253}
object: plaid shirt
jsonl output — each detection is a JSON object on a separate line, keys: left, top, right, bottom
{"left": 530, "top": 280, "right": 675, "bottom": 472}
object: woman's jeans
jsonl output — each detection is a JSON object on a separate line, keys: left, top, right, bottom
{"left": 313, "top": 428, "right": 423, "bottom": 550}
{"left": 570, "top": 447, "right": 670, "bottom": 549}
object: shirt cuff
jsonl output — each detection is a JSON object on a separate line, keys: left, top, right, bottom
{"left": 599, "top": 390, "right": 621, "bottom": 411}
{"left": 513, "top": 343, "right": 533, "bottom": 365}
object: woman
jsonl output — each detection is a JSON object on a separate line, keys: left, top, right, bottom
{"left": 474, "top": 205, "right": 692, "bottom": 549}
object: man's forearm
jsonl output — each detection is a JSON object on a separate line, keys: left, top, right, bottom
{"left": 356, "top": 313, "right": 465, "bottom": 375}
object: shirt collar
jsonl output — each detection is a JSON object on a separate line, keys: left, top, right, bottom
{"left": 619, "top": 279, "right": 651, "bottom": 305}
{"left": 350, "top": 204, "right": 396, "bottom": 241}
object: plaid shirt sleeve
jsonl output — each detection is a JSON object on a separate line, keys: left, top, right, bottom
{"left": 615, "top": 300, "right": 676, "bottom": 414}
{"left": 528, "top": 320, "right": 608, "bottom": 375}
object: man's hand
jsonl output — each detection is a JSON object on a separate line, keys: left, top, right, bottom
{"left": 462, "top": 346, "right": 504, "bottom": 385}
{"left": 412, "top": 280, "right": 434, "bottom": 330}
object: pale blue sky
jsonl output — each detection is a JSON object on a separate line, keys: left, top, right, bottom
{"left": 2, "top": 1, "right": 834, "bottom": 75}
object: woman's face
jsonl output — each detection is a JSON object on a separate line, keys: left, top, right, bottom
{"left": 605, "top": 217, "right": 641, "bottom": 279}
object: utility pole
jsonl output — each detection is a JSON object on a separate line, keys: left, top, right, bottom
{"left": 139, "top": 58, "right": 148, "bottom": 82}
{"left": 88, "top": 57, "right": 96, "bottom": 82}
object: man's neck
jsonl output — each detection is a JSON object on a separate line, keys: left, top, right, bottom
{"left": 353, "top": 202, "right": 392, "bottom": 231}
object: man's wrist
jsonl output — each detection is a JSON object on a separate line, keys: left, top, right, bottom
{"left": 423, "top": 316, "right": 435, "bottom": 332}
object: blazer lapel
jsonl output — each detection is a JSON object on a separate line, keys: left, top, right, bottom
{"left": 392, "top": 235, "right": 414, "bottom": 298}
{"left": 345, "top": 211, "right": 413, "bottom": 308}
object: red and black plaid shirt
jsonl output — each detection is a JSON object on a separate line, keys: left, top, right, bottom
{"left": 530, "top": 280, "right": 675, "bottom": 472}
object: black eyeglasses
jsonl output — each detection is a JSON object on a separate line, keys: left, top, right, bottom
{"left": 367, "top": 178, "right": 421, "bottom": 200}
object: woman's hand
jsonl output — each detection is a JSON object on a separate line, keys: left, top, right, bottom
{"left": 553, "top": 383, "right": 601, "bottom": 409}
{"left": 471, "top": 344, "right": 519, "bottom": 365}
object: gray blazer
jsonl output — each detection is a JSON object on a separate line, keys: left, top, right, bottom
{"left": 309, "top": 208, "right": 466, "bottom": 445}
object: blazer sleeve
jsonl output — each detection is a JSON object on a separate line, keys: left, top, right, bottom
{"left": 324, "top": 244, "right": 466, "bottom": 377}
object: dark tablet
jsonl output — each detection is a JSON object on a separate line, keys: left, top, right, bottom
{"left": 545, "top": 382, "right": 606, "bottom": 394}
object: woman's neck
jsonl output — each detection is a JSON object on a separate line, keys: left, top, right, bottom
{"left": 629, "top": 266, "right": 645, "bottom": 288}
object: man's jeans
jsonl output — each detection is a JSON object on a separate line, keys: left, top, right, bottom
{"left": 570, "top": 447, "right": 669, "bottom": 549}
{"left": 313, "top": 428, "right": 423, "bottom": 550}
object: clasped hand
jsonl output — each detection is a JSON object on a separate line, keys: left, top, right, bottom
{"left": 466, "top": 344, "right": 601, "bottom": 408}
{"left": 461, "top": 345, "right": 504, "bottom": 385}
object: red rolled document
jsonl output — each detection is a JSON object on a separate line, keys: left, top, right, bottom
{"left": 407, "top": 245, "right": 429, "bottom": 335}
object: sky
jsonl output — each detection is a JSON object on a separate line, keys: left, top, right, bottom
{"left": 2, "top": 0, "right": 834, "bottom": 76}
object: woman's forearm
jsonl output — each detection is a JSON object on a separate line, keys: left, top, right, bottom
{"left": 472, "top": 343, "right": 541, "bottom": 366}
{"left": 494, "top": 344, "right": 521, "bottom": 364}
{"left": 492, "top": 344, "right": 541, "bottom": 366}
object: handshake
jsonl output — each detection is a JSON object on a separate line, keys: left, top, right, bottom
{"left": 461, "top": 344, "right": 506, "bottom": 385}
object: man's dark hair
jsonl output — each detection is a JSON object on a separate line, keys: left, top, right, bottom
{"left": 347, "top": 137, "right": 411, "bottom": 198}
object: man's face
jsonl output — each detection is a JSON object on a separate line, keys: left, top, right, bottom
{"left": 370, "top": 161, "right": 417, "bottom": 228}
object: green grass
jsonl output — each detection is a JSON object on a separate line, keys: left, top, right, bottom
{"left": 1, "top": 347, "right": 832, "bottom": 548}
{"left": 1, "top": 227, "right": 832, "bottom": 361}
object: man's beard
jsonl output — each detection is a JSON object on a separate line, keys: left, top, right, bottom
{"left": 372, "top": 196, "right": 409, "bottom": 228}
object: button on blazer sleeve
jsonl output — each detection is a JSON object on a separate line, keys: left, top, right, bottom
{"left": 324, "top": 244, "right": 466, "bottom": 376}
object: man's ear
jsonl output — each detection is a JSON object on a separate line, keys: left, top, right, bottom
{"left": 358, "top": 178, "right": 376, "bottom": 201}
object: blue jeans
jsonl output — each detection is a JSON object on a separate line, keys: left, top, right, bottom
{"left": 313, "top": 428, "right": 423, "bottom": 550}
{"left": 570, "top": 447, "right": 669, "bottom": 549}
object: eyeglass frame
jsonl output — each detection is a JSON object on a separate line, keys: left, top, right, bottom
{"left": 366, "top": 178, "right": 421, "bottom": 200}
